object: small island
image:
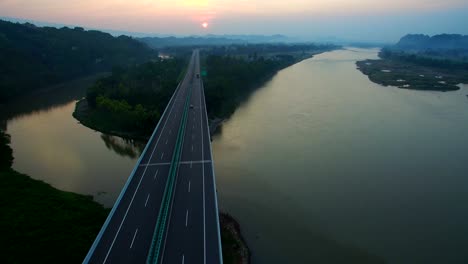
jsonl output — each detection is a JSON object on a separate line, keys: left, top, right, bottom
{"left": 357, "top": 34, "right": 468, "bottom": 91}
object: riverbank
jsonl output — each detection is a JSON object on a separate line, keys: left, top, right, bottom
{"left": 220, "top": 213, "right": 250, "bottom": 264}
{"left": 356, "top": 57, "right": 468, "bottom": 91}
{"left": 0, "top": 131, "right": 109, "bottom": 263}
{"left": 73, "top": 99, "right": 151, "bottom": 141}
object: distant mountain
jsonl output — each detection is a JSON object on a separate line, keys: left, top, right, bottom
{"left": 0, "top": 19, "right": 154, "bottom": 102}
{"left": 394, "top": 34, "right": 468, "bottom": 51}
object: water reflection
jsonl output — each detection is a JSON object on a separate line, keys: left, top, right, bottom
{"left": 0, "top": 73, "right": 107, "bottom": 130}
{"left": 3, "top": 74, "right": 140, "bottom": 207}
{"left": 212, "top": 48, "right": 468, "bottom": 263}
{"left": 100, "top": 134, "right": 145, "bottom": 159}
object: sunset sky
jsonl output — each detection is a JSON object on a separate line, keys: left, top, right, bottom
{"left": 1, "top": 0, "right": 467, "bottom": 42}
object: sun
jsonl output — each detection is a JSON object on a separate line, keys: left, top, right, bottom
{"left": 201, "top": 22, "right": 208, "bottom": 29}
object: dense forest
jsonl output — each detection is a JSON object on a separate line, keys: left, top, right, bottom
{"left": 75, "top": 58, "right": 186, "bottom": 137}
{"left": 0, "top": 19, "right": 154, "bottom": 102}
{"left": 0, "top": 130, "right": 108, "bottom": 263}
{"left": 203, "top": 54, "right": 297, "bottom": 118}
{"left": 75, "top": 44, "right": 336, "bottom": 138}
{"left": 379, "top": 48, "right": 468, "bottom": 70}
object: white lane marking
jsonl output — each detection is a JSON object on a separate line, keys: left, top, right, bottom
{"left": 193, "top": 125, "right": 194, "bottom": 129}
{"left": 165, "top": 139, "right": 168, "bottom": 145}
{"left": 160, "top": 53, "right": 197, "bottom": 264}
{"left": 145, "top": 194, "right": 150, "bottom": 207}
{"left": 161, "top": 152, "right": 164, "bottom": 159}
{"left": 103, "top": 165, "right": 150, "bottom": 262}
{"left": 188, "top": 181, "right": 191, "bottom": 193}
{"left": 130, "top": 228, "right": 138, "bottom": 249}
{"left": 191, "top": 145, "right": 194, "bottom": 152}
{"left": 169, "top": 129, "right": 172, "bottom": 135}
{"left": 154, "top": 169, "right": 159, "bottom": 180}
{"left": 182, "top": 254, "right": 185, "bottom": 264}
{"left": 102, "top": 52, "right": 187, "bottom": 263}
{"left": 185, "top": 210, "right": 189, "bottom": 227}
{"left": 192, "top": 134, "right": 194, "bottom": 139}
{"left": 199, "top": 68, "right": 207, "bottom": 264}
{"left": 140, "top": 160, "right": 211, "bottom": 166}
{"left": 190, "top": 161, "right": 193, "bottom": 168}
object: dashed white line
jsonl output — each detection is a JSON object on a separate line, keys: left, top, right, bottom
{"left": 188, "top": 181, "right": 191, "bottom": 192}
{"left": 185, "top": 210, "right": 189, "bottom": 227}
{"left": 145, "top": 194, "right": 150, "bottom": 207}
{"left": 191, "top": 145, "right": 194, "bottom": 152}
{"left": 165, "top": 139, "right": 168, "bottom": 145}
{"left": 154, "top": 169, "right": 159, "bottom": 180}
{"left": 101, "top": 74, "right": 183, "bottom": 263}
{"left": 161, "top": 152, "right": 164, "bottom": 159}
{"left": 130, "top": 228, "right": 138, "bottom": 249}
{"left": 182, "top": 254, "right": 185, "bottom": 264}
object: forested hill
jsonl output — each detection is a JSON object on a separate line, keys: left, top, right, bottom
{"left": 395, "top": 34, "right": 468, "bottom": 51}
{"left": 0, "top": 20, "right": 154, "bottom": 102}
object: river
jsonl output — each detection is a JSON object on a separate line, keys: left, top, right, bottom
{"left": 3, "top": 48, "right": 468, "bottom": 263}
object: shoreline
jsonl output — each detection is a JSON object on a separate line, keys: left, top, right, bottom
{"left": 220, "top": 213, "right": 251, "bottom": 264}
{"left": 73, "top": 101, "right": 251, "bottom": 263}
{"left": 356, "top": 58, "right": 467, "bottom": 91}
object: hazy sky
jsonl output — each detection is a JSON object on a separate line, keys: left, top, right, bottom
{"left": 1, "top": 0, "right": 468, "bottom": 42}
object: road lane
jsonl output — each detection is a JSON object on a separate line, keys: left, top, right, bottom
{"left": 85, "top": 50, "right": 222, "bottom": 264}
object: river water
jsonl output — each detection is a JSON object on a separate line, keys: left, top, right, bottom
{"left": 3, "top": 48, "right": 468, "bottom": 263}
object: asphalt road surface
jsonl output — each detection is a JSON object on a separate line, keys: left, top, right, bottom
{"left": 84, "top": 50, "right": 222, "bottom": 264}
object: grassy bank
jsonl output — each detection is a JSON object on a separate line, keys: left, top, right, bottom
{"left": 357, "top": 52, "right": 468, "bottom": 91}
{"left": 0, "top": 131, "right": 108, "bottom": 263}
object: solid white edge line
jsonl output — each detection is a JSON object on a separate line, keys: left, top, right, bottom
{"left": 103, "top": 56, "right": 190, "bottom": 263}
{"left": 83, "top": 72, "right": 183, "bottom": 264}
{"left": 159, "top": 51, "right": 196, "bottom": 264}
{"left": 201, "top": 67, "right": 224, "bottom": 264}
{"left": 198, "top": 50, "right": 207, "bottom": 264}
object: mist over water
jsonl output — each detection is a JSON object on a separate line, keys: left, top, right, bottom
{"left": 212, "top": 48, "right": 468, "bottom": 263}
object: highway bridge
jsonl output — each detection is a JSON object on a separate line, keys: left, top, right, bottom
{"left": 84, "top": 50, "right": 223, "bottom": 264}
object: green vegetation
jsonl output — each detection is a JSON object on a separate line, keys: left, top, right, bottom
{"left": 203, "top": 53, "right": 298, "bottom": 118}
{"left": 0, "top": 131, "right": 109, "bottom": 263}
{"left": 220, "top": 213, "right": 250, "bottom": 264}
{"left": 357, "top": 44, "right": 468, "bottom": 91}
{"left": 0, "top": 19, "right": 154, "bottom": 102}
{"left": 73, "top": 58, "right": 186, "bottom": 139}
{"left": 75, "top": 44, "right": 337, "bottom": 138}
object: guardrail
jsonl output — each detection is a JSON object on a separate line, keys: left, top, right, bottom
{"left": 146, "top": 74, "right": 193, "bottom": 264}
{"left": 83, "top": 80, "right": 183, "bottom": 264}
